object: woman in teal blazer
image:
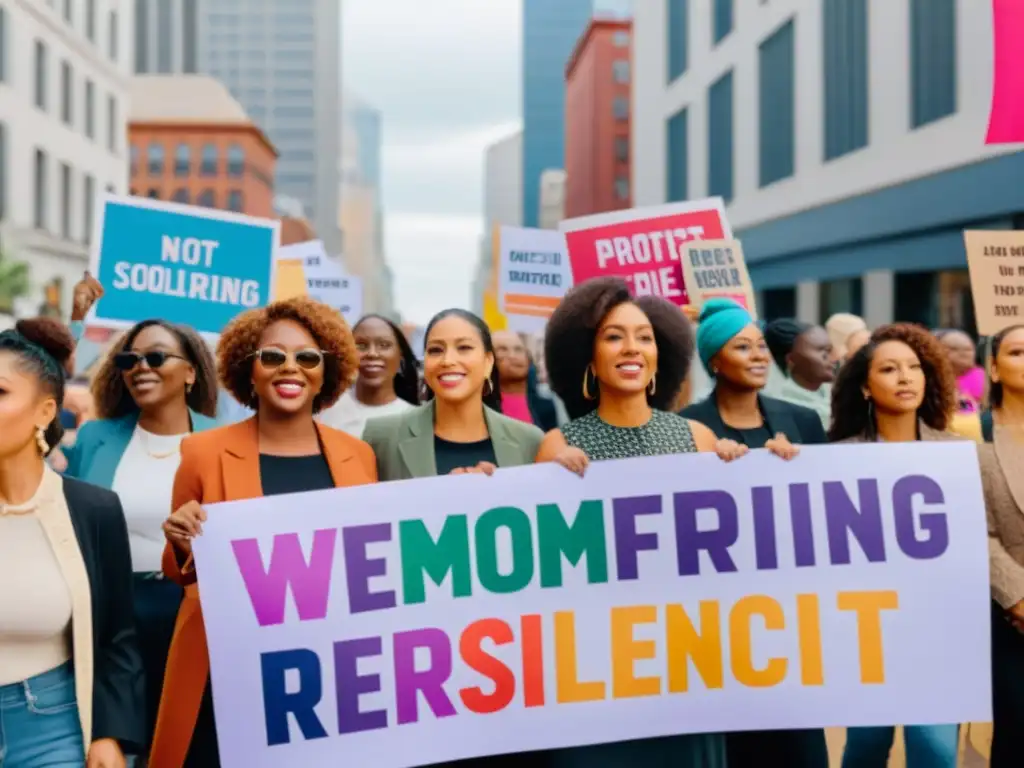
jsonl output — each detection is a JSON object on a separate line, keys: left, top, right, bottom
{"left": 65, "top": 314, "right": 219, "bottom": 756}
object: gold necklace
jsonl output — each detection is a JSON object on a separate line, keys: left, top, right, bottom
{"left": 138, "top": 430, "right": 182, "bottom": 460}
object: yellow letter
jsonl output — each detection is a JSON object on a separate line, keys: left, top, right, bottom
{"left": 666, "top": 601, "right": 724, "bottom": 691}
{"left": 796, "top": 594, "right": 824, "bottom": 686}
{"left": 610, "top": 606, "right": 660, "bottom": 698}
{"left": 554, "top": 611, "right": 606, "bottom": 703}
{"left": 837, "top": 590, "right": 899, "bottom": 684}
{"left": 730, "top": 595, "right": 787, "bottom": 687}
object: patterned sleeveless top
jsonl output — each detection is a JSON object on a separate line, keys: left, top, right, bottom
{"left": 560, "top": 409, "right": 698, "bottom": 461}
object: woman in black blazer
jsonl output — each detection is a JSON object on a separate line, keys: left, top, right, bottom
{"left": 0, "top": 318, "right": 143, "bottom": 768}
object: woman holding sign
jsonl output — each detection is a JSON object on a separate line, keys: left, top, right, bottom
{"left": 153, "top": 297, "right": 377, "bottom": 768}
{"left": 536, "top": 277, "right": 799, "bottom": 768}
{"left": 829, "top": 324, "right": 962, "bottom": 768}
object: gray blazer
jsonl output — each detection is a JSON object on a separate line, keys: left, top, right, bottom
{"left": 362, "top": 401, "right": 545, "bottom": 481}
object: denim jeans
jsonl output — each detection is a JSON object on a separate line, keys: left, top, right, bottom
{"left": 0, "top": 662, "right": 85, "bottom": 768}
{"left": 841, "top": 725, "right": 959, "bottom": 768}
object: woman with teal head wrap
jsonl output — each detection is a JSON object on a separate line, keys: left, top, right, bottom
{"left": 696, "top": 298, "right": 756, "bottom": 374}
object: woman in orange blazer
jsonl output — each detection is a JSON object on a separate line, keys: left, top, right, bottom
{"left": 151, "top": 298, "right": 376, "bottom": 768}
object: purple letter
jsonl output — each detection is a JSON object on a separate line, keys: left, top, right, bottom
{"left": 343, "top": 523, "right": 396, "bottom": 614}
{"left": 751, "top": 486, "right": 778, "bottom": 570}
{"left": 823, "top": 479, "right": 886, "bottom": 564}
{"left": 232, "top": 529, "right": 338, "bottom": 627}
{"left": 393, "top": 628, "right": 457, "bottom": 725}
{"left": 673, "top": 490, "right": 738, "bottom": 576}
{"left": 892, "top": 475, "right": 949, "bottom": 559}
{"left": 334, "top": 637, "right": 388, "bottom": 734}
{"left": 789, "top": 483, "right": 816, "bottom": 567}
{"left": 612, "top": 495, "right": 662, "bottom": 580}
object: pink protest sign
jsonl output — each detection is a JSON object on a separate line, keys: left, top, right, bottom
{"left": 986, "top": 0, "right": 1024, "bottom": 144}
{"left": 559, "top": 198, "right": 732, "bottom": 307}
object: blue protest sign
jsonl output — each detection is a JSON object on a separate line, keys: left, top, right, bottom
{"left": 89, "top": 194, "right": 279, "bottom": 335}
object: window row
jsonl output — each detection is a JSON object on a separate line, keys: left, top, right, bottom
{"left": 130, "top": 187, "right": 246, "bottom": 213}
{"left": 42, "top": 0, "right": 120, "bottom": 62}
{"left": 33, "top": 40, "right": 121, "bottom": 153}
{"left": 130, "top": 143, "right": 247, "bottom": 178}
{"left": 31, "top": 147, "right": 113, "bottom": 245}
{"left": 665, "top": 0, "right": 957, "bottom": 203}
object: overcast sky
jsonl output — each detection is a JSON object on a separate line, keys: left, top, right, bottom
{"left": 342, "top": 0, "right": 522, "bottom": 325}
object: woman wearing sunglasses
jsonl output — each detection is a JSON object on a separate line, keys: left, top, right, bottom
{"left": 61, "top": 317, "right": 218, "bottom": 758}
{"left": 151, "top": 297, "right": 376, "bottom": 768}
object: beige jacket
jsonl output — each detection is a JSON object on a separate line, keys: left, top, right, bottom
{"left": 979, "top": 424, "right": 1024, "bottom": 608}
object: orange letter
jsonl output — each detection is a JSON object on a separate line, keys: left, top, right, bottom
{"left": 730, "top": 595, "right": 787, "bottom": 687}
{"left": 666, "top": 601, "right": 724, "bottom": 692}
{"left": 837, "top": 590, "right": 899, "bottom": 684}
{"left": 796, "top": 594, "right": 824, "bottom": 686}
{"left": 554, "top": 611, "right": 606, "bottom": 703}
{"left": 459, "top": 619, "right": 515, "bottom": 714}
{"left": 520, "top": 614, "right": 545, "bottom": 708}
{"left": 610, "top": 606, "right": 660, "bottom": 698}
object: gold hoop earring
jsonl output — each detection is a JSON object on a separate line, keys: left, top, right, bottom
{"left": 648, "top": 375, "right": 656, "bottom": 396}
{"left": 582, "top": 365, "right": 596, "bottom": 400}
{"left": 186, "top": 381, "right": 194, "bottom": 395}
{"left": 36, "top": 425, "right": 49, "bottom": 455}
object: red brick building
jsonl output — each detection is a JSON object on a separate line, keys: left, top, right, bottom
{"left": 564, "top": 19, "right": 632, "bottom": 219}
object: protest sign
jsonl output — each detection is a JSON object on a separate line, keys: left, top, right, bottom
{"left": 680, "top": 239, "right": 758, "bottom": 317}
{"left": 963, "top": 230, "right": 1024, "bottom": 334}
{"left": 273, "top": 259, "right": 308, "bottom": 301}
{"left": 193, "top": 442, "right": 990, "bottom": 768}
{"left": 483, "top": 225, "right": 509, "bottom": 331}
{"left": 278, "top": 241, "right": 364, "bottom": 325}
{"left": 560, "top": 198, "right": 732, "bottom": 306}
{"left": 497, "top": 226, "right": 572, "bottom": 333}
{"left": 89, "top": 194, "right": 278, "bottom": 335}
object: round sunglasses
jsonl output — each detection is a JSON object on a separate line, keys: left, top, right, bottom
{"left": 250, "top": 348, "right": 328, "bottom": 370}
{"left": 114, "top": 350, "right": 188, "bottom": 371}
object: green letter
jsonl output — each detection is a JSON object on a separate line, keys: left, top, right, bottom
{"left": 475, "top": 507, "right": 534, "bottom": 593}
{"left": 538, "top": 500, "right": 609, "bottom": 587}
{"left": 398, "top": 516, "right": 472, "bottom": 604}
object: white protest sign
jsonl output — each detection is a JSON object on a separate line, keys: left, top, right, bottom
{"left": 497, "top": 226, "right": 572, "bottom": 333}
{"left": 278, "top": 240, "right": 364, "bottom": 326}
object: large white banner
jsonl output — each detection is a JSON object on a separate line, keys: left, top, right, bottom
{"left": 193, "top": 443, "right": 991, "bottom": 768}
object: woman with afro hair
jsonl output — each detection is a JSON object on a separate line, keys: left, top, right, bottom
{"left": 830, "top": 323, "right": 963, "bottom": 768}
{"left": 536, "top": 277, "right": 797, "bottom": 768}
{"left": 151, "top": 297, "right": 378, "bottom": 768}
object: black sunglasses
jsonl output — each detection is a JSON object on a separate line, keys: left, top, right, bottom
{"left": 113, "top": 350, "right": 188, "bottom": 371}
{"left": 250, "top": 348, "right": 328, "bottom": 370}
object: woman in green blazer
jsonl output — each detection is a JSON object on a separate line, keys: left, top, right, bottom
{"left": 363, "top": 308, "right": 543, "bottom": 481}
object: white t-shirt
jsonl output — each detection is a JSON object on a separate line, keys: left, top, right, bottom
{"left": 317, "top": 390, "right": 414, "bottom": 437}
{"left": 111, "top": 426, "right": 189, "bottom": 573}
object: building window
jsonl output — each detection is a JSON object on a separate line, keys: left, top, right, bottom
{"left": 83, "top": 174, "right": 94, "bottom": 245}
{"left": 172, "top": 188, "right": 189, "bottom": 204}
{"left": 108, "top": 10, "right": 118, "bottom": 61}
{"left": 758, "top": 19, "right": 796, "bottom": 187}
{"left": 613, "top": 97, "right": 629, "bottom": 121}
{"left": 146, "top": 188, "right": 159, "bottom": 199}
{"left": 134, "top": 0, "right": 147, "bottom": 72}
{"left": 174, "top": 144, "right": 191, "bottom": 176}
{"left": 156, "top": 0, "right": 173, "bottom": 73}
{"left": 130, "top": 144, "right": 139, "bottom": 176}
{"left": 147, "top": 143, "right": 164, "bottom": 175}
{"left": 183, "top": 0, "right": 198, "bottom": 72}
{"left": 84, "top": 79, "right": 95, "bottom": 140}
{"left": 200, "top": 144, "right": 218, "bottom": 176}
{"left": 227, "top": 190, "right": 243, "bottom": 212}
{"left": 35, "top": 40, "right": 48, "bottom": 110}
{"left": 86, "top": 0, "right": 96, "bottom": 41}
{"left": 666, "top": 107, "right": 688, "bottom": 201}
{"left": 823, "top": 0, "right": 869, "bottom": 160}
{"left": 60, "top": 60, "right": 73, "bottom": 125}
{"left": 0, "top": 123, "right": 6, "bottom": 222}
{"left": 60, "top": 163, "right": 72, "bottom": 239}
{"left": 667, "top": 0, "right": 688, "bottom": 82}
{"left": 713, "top": 0, "right": 733, "bottom": 44}
{"left": 613, "top": 30, "right": 630, "bottom": 47}
{"left": 197, "top": 189, "right": 215, "bottom": 207}
{"left": 107, "top": 95, "right": 118, "bottom": 152}
{"left": 612, "top": 60, "right": 630, "bottom": 84}
{"left": 819, "top": 278, "right": 863, "bottom": 322}
{"left": 707, "top": 70, "right": 734, "bottom": 202}
{"left": 615, "top": 137, "right": 629, "bottom": 162}
{"left": 62, "top": 0, "right": 72, "bottom": 23}
{"left": 0, "top": 7, "right": 7, "bottom": 84}
{"left": 227, "top": 144, "right": 244, "bottom": 177}
{"left": 614, "top": 178, "right": 629, "bottom": 202}
{"left": 910, "top": 0, "right": 956, "bottom": 128}
{"left": 34, "top": 149, "right": 48, "bottom": 230}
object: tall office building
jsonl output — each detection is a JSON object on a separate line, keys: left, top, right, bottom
{"left": 199, "top": 0, "right": 341, "bottom": 252}
{"left": 134, "top": 0, "right": 199, "bottom": 74}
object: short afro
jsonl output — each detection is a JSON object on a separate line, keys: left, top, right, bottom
{"left": 217, "top": 296, "right": 357, "bottom": 414}
{"left": 544, "top": 277, "right": 695, "bottom": 420}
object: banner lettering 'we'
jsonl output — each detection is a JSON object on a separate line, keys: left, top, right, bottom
{"left": 194, "top": 442, "right": 991, "bottom": 768}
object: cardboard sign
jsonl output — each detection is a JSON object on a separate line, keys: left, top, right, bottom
{"left": 963, "top": 230, "right": 1024, "bottom": 334}
{"left": 680, "top": 239, "right": 758, "bottom": 318}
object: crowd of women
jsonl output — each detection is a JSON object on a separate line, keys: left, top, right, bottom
{"left": 1, "top": 270, "right": 1021, "bottom": 768}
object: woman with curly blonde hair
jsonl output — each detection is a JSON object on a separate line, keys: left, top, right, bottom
{"left": 151, "top": 297, "right": 378, "bottom": 768}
